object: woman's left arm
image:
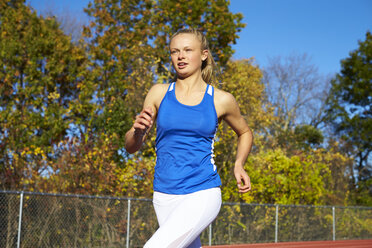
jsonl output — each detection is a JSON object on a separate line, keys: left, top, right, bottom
{"left": 221, "top": 92, "right": 253, "bottom": 193}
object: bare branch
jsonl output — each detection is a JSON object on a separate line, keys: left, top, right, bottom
{"left": 263, "top": 53, "right": 331, "bottom": 130}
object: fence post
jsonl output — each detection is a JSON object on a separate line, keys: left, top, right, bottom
{"left": 127, "top": 199, "right": 131, "bottom": 248}
{"left": 275, "top": 204, "right": 278, "bottom": 243}
{"left": 208, "top": 223, "right": 212, "bottom": 246}
{"left": 332, "top": 206, "right": 336, "bottom": 241}
{"left": 17, "top": 192, "right": 24, "bottom": 248}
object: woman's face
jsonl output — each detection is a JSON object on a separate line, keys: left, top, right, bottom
{"left": 170, "top": 33, "right": 208, "bottom": 79}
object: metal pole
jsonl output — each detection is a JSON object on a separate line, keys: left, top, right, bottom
{"left": 332, "top": 206, "right": 336, "bottom": 241}
{"left": 275, "top": 204, "right": 278, "bottom": 243}
{"left": 209, "top": 223, "right": 212, "bottom": 246}
{"left": 17, "top": 192, "right": 24, "bottom": 248}
{"left": 126, "top": 199, "right": 131, "bottom": 248}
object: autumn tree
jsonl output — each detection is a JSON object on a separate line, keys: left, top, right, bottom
{"left": 0, "top": 0, "right": 90, "bottom": 190}
{"left": 325, "top": 31, "right": 372, "bottom": 205}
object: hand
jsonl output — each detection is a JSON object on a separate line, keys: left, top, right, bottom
{"left": 234, "top": 165, "right": 251, "bottom": 193}
{"left": 133, "top": 107, "right": 154, "bottom": 136}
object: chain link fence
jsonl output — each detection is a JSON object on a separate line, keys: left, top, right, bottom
{"left": 1, "top": 190, "right": 371, "bottom": 248}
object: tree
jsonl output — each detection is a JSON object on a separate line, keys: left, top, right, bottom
{"left": 326, "top": 31, "right": 372, "bottom": 204}
{"left": 263, "top": 53, "right": 331, "bottom": 151}
{"left": 0, "top": 0, "right": 90, "bottom": 190}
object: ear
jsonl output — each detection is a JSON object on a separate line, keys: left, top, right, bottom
{"left": 202, "top": 49, "right": 208, "bottom": 62}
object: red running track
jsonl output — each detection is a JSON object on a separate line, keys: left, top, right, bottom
{"left": 203, "top": 239, "right": 372, "bottom": 248}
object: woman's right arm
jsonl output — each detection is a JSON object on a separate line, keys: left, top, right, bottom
{"left": 124, "top": 84, "right": 166, "bottom": 154}
{"left": 124, "top": 106, "right": 154, "bottom": 154}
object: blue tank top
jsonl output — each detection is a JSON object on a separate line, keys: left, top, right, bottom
{"left": 154, "top": 82, "right": 222, "bottom": 194}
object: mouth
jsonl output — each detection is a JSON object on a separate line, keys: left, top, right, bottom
{"left": 177, "top": 62, "right": 187, "bottom": 69}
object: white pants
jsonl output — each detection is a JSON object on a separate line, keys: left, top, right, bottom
{"left": 144, "top": 187, "right": 221, "bottom": 248}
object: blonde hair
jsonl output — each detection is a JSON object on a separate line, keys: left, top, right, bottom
{"left": 170, "top": 28, "right": 217, "bottom": 85}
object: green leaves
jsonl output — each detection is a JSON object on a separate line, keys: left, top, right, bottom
{"left": 326, "top": 31, "right": 371, "bottom": 195}
{"left": 245, "top": 148, "right": 332, "bottom": 205}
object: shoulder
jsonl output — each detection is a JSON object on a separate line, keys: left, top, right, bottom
{"left": 214, "top": 87, "right": 236, "bottom": 105}
{"left": 214, "top": 87, "right": 239, "bottom": 116}
{"left": 145, "top": 83, "right": 170, "bottom": 100}
{"left": 144, "top": 83, "right": 170, "bottom": 110}
{"left": 148, "top": 83, "right": 170, "bottom": 95}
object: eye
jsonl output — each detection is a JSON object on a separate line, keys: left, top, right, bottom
{"left": 171, "top": 50, "right": 179, "bottom": 55}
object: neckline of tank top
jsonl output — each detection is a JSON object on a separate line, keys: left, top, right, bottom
{"left": 170, "top": 82, "right": 213, "bottom": 108}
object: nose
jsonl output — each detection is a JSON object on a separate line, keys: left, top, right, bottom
{"left": 178, "top": 50, "right": 185, "bottom": 59}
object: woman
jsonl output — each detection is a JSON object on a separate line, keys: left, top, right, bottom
{"left": 125, "top": 28, "right": 253, "bottom": 248}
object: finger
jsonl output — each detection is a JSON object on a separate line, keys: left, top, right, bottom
{"left": 238, "top": 175, "right": 251, "bottom": 192}
{"left": 133, "top": 122, "right": 147, "bottom": 130}
{"left": 239, "top": 184, "right": 251, "bottom": 191}
{"left": 136, "top": 113, "right": 152, "bottom": 124}
{"left": 138, "top": 114, "right": 153, "bottom": 130}
{"left": 139, "top": 111, "right": 153, "bottom": 123}
{"left": 238, "top": 184, "right": 250, "bottom": 192}
{"left": 143, "top": 107, "right": 154, "bottom": 119}
{"left": 134, "top": 115, "right": 152, "bottom": 131}
{"left": 242, "top": 175, "right": 251, "bottom": 188}
{"left": 135, "top": 120, "right": 152, "bottom": 132}
{"left": 238, "top": 181, "right": 251, "bottom": 191}
{"left": 137, "top": 110, "right": 154, "bottom": 124}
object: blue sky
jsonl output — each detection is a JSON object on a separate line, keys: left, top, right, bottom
{"left": 27, "top": 0, "right": 371, "bottom": 76}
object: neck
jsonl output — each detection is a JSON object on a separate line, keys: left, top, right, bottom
{"left": 176, "top": 72, "right": 206, "bottom": 92}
